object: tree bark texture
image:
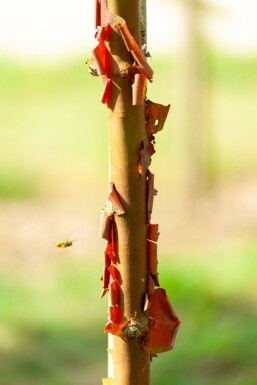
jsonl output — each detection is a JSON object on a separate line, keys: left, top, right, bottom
{"left": 90, "top": 2, "right": 180, "bottom": 384}
{"left": 106, "top": 1, "right": 150, "bottom": 384}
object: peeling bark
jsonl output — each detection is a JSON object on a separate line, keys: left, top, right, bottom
{"left": 106, "top": 1, "right": 150, "bottom": 383}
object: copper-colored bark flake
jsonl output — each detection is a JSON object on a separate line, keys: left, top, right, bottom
{"left": 95, "top": 25, "right": 109, "bottom": 42}
{"left": 89, "top": 24, "right": 113, "bottom": 104}
{"left": 100, "top": 212, "right": 118, "bottom": 299}
{"left": 100, "top": 252, "right": 111, "bottom": 298}
{"left": 99, "top": 185, "right": 124, "bottom": 333}
{"left": 99, "top": 210, "right": 112, "bottom": 240}
{"left": 147, "top": 241, "right": 158, "bottom": 275}
{"left": 105, "top": 319, "right": 129, "bottom": 336}
{"left": 147, "top": 170, "right": 155, "bottom": 217}
{"left": 108, "top": 265, "right": 121, "bottom": 283}
{"left": 92, "top": 39, "right": 111, "bottom": 77}
{"left": 95, "top": 0, "right": 101, "bottom": 29}
{"left": 132, "top": 74, "right": 147, "bottom": 106}
{"left": 147, "top": 223, "right": 160, "bottom": 242}
{"left": 143, "top": 289, "right": 180, "bottom": 354}
{"left": 138, "top": 138, "right": 155, "bottom": 175}
{"left": 109, "top": 305, "right": 122, "bottom": 324}
{"left": 145, "top": 100, "right": 170, "bottom": 134}
{"left": 105, "top": 241, "right": 117, "bottom": 265}
{"left": 118, "top": 23, "right": 154, "bottom": 81}
{"left": 110, "top": 280, "right": 120, "bottom": 307}
{"left": 151, "top": 273, "right": 160, "bottom": 287}
{"left": 105, "top": 182, "right": 125, "bottom": 215}
{"left": 103, "top": 217, "right": 117, "bottom": 264}
{"left": 101, "top": 77, "right": 112, "bottom": 104}
{"left": 147, "top": 273, "right": 155, "bottom": 296}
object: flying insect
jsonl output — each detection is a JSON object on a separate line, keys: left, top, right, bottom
{"left": 56, "top": 239, "right": 76, "bottom": 248}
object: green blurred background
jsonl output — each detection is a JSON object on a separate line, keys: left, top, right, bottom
{"left": 0, "top": 1, "right": 257, "bottom": 384}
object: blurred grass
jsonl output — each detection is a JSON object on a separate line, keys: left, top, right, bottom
{"left": 0, "top": 167, "right": 40, "bottom": 200}
{"left": 0, "top": 57, "right": 108, "bottom": 200}
{"left": 0, "top": 52, "right": 257, "bottom": 199}
{"left": 0, "top": 50, "right": 257, "bottom": 384}
{"left": 0, "top": 242, "right": 256, "bottom": 385}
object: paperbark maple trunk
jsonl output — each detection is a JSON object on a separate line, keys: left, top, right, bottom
{"left": 106, "top": 1, "right": 150, "bottom": 384}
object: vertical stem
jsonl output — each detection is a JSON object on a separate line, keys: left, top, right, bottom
{"left": 106, "top": 1, "right": 150, "bottom": 384}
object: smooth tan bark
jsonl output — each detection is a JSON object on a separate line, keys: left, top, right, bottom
{"left": 106, "top": 1, "right": 150, "bottom": 384}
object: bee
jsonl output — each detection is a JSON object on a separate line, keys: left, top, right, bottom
{"left": 56, "top": 239, "right": 76, "bottom": 248}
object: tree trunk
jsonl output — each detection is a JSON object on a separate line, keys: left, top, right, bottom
{"left": 106, "top": 1, "right": 150, "bottom": 384}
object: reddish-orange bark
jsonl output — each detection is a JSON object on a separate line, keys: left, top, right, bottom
{"left": 143, "top": 289, "right": 180, "bottom": 354}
